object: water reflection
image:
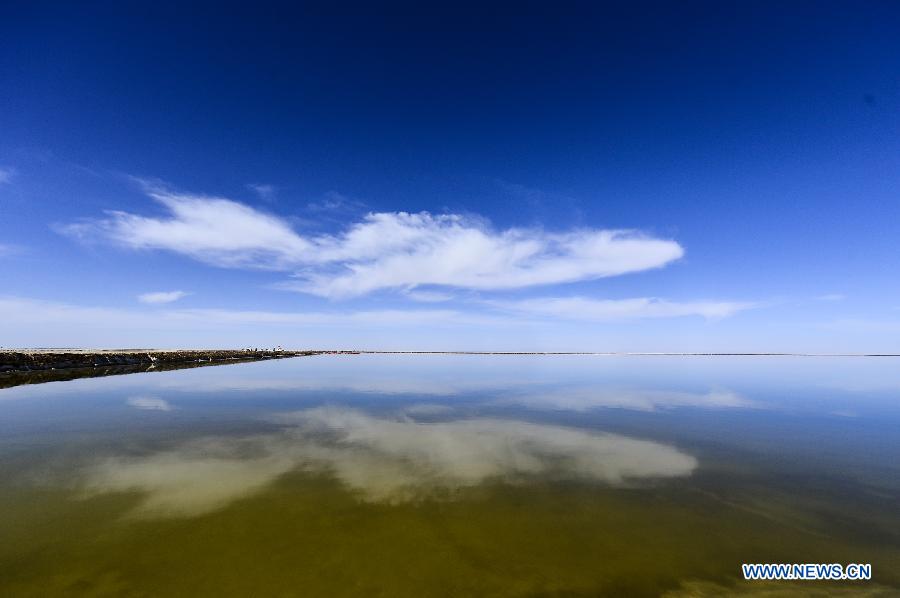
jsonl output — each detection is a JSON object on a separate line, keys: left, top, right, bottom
{"left": 8, "top": 354, "right": 900, "bottom": 420}
{"left": 126, "top": 396, "right": 173, "bottom": 411}
{"left": 498, "top": 387, "right": 753, "bottom": 411}
{"left": 80, "top": 407, "right": 696, "bottom": 517}
{"left": 3, "top": 356, "right": 900, "bottom": 595}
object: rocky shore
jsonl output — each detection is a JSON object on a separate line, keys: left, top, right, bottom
{"left": 0, "top": 349, "right": 325, "bottom": 374}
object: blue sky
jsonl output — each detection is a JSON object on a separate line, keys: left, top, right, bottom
{"left": 2, "top": 2, "right": 900, "bottom": 351}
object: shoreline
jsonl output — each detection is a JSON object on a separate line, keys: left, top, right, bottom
{"left": 0, "top": 349, "right": 357, "bottom": 375}
{"left": 1, "top": 348, "right": 897, "bottom": 391}
{"left": 2, "top": 349, "right": 898, "bottom": 372}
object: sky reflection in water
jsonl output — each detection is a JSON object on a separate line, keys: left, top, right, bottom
{"left": 1, "top": 355, "right": 900, "bottom": 595}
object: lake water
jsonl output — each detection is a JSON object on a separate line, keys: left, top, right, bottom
{"left": 1, "top": 354, "right": 898, "bottom": 596}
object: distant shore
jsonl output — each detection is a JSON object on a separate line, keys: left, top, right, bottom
{"left": 0, "top": 349, "right": 358, "bottom": 375}
{"left": 3, "top": 348, "right": 898, "bottom": 374}
{"left": 2, "top": 348, "right": 898, "bottom": 391}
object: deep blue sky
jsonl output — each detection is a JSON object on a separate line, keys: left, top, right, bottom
{"left": 2, "top": 2, "right": 900, "bottom": 350}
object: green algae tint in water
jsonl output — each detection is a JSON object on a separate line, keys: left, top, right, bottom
{"left": 1, "top": 355, "right": 899, "bottom": 596}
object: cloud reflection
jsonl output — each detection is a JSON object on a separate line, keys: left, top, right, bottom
{"left": 80, "top": 407, "right": 697, "bottom": 518}
{"left": 126, "top": 396, "right": 173, "bottom": 411}
{"left": 500, "top": 388, "right": 753, "bottom": 411}
{"left": 148, "top": 372, "right": 752, "bottom": 413}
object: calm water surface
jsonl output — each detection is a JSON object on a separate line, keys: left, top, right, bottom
{"left": 1, "top": 355, "right": 899, "bottom": 596}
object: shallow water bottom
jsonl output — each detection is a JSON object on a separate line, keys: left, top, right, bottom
{"left": 1, "top": 471, "right": 897, "bottom": 596}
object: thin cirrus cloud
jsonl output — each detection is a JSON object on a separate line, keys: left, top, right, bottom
{"left": 0, "top": 243, "right": 22, "bottom": 258}
{"left": 491, "top": 296, "right": 758, "bottom": 321}
{"left": 138, "top": 290, "right": 190, "bottom": 304}
{"left": 0, "top": 296, "right": 502, "bottom": 330}
{"left": 246, "top": 183, "right": 277, "bottom": 201}
{"left": 0, "top": 293, "right": 753, "bottom": 351}
{"left": 59, "top": 181, "right": 685, "bottom": 298}
{"left": 0, "top": 166, "right": 14, "bottom": 184}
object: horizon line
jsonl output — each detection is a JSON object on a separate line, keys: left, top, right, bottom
{"left": 3, "top": 349, "right": 900, "bottom": 357}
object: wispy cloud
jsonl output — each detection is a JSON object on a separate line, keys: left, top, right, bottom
{"left": 246, "top": 183, "right": 276, "bottom": 201}
{"left": 0, "top": 166, "right": 14, "bottom": 184}
{"left": 1, "top": 295, "right": 759, "bottom": 349}
{"left": 169, "top": 307, "right": 498, "bottom": 327}
{"left": 491, "top": 296, "right": 758, "bottom": 321}
{"left": 306, "top": 191, "right": 367, "bottom": 214}
{"left": 0, "top": 243, "right": 23, "bottom": 258}
{"left": 59, "top": 181, "right": 685, "bottom": 298}
{"left": 0, "top": 295, "right": 523, "bottom": 349}
{"left": 60, "top": 182, "right": 312, "bottom": 270}
{"left": 815, "top": 293, "right": 845, "bottom": 302}
{"left": 495, "top": 179, "right": 548, "bottom": 206}
{"left": 0, "top": 296, "right": 502, "bottom": 329}
{"left": 138, "top": 290, "right": 190, "bottom": 304}
{"left": 403, "top": 289, "right": 456, "bottom": 303}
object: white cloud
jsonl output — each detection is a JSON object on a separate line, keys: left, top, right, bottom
{"left": 78, "top": 407, "right": 696, "bottom": 517}
{"left": 61, "top": 183, "right": 313, "bottom": 270}
{"left": 127, "top": 396, "right": 173, "bottom": 411}
{"left": 0, "top": 166, "right": 14, "bottom": 184}
{"left": 60, "top": 182, "right": 684, "bottom": 298}
{"left": 138, "top": 290, "right": 189, "bottom": 304}
{"left": 295, "top": 215, "right": 684, "bottom": 298}
{"left": 246, "top": 183, "right": 276, "bottom": 201}
{"left": 403, "top": 289, "right": 456, "bottom": 303}
{"left": 492, "top": 296, "right": 757, "bottom": 321}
